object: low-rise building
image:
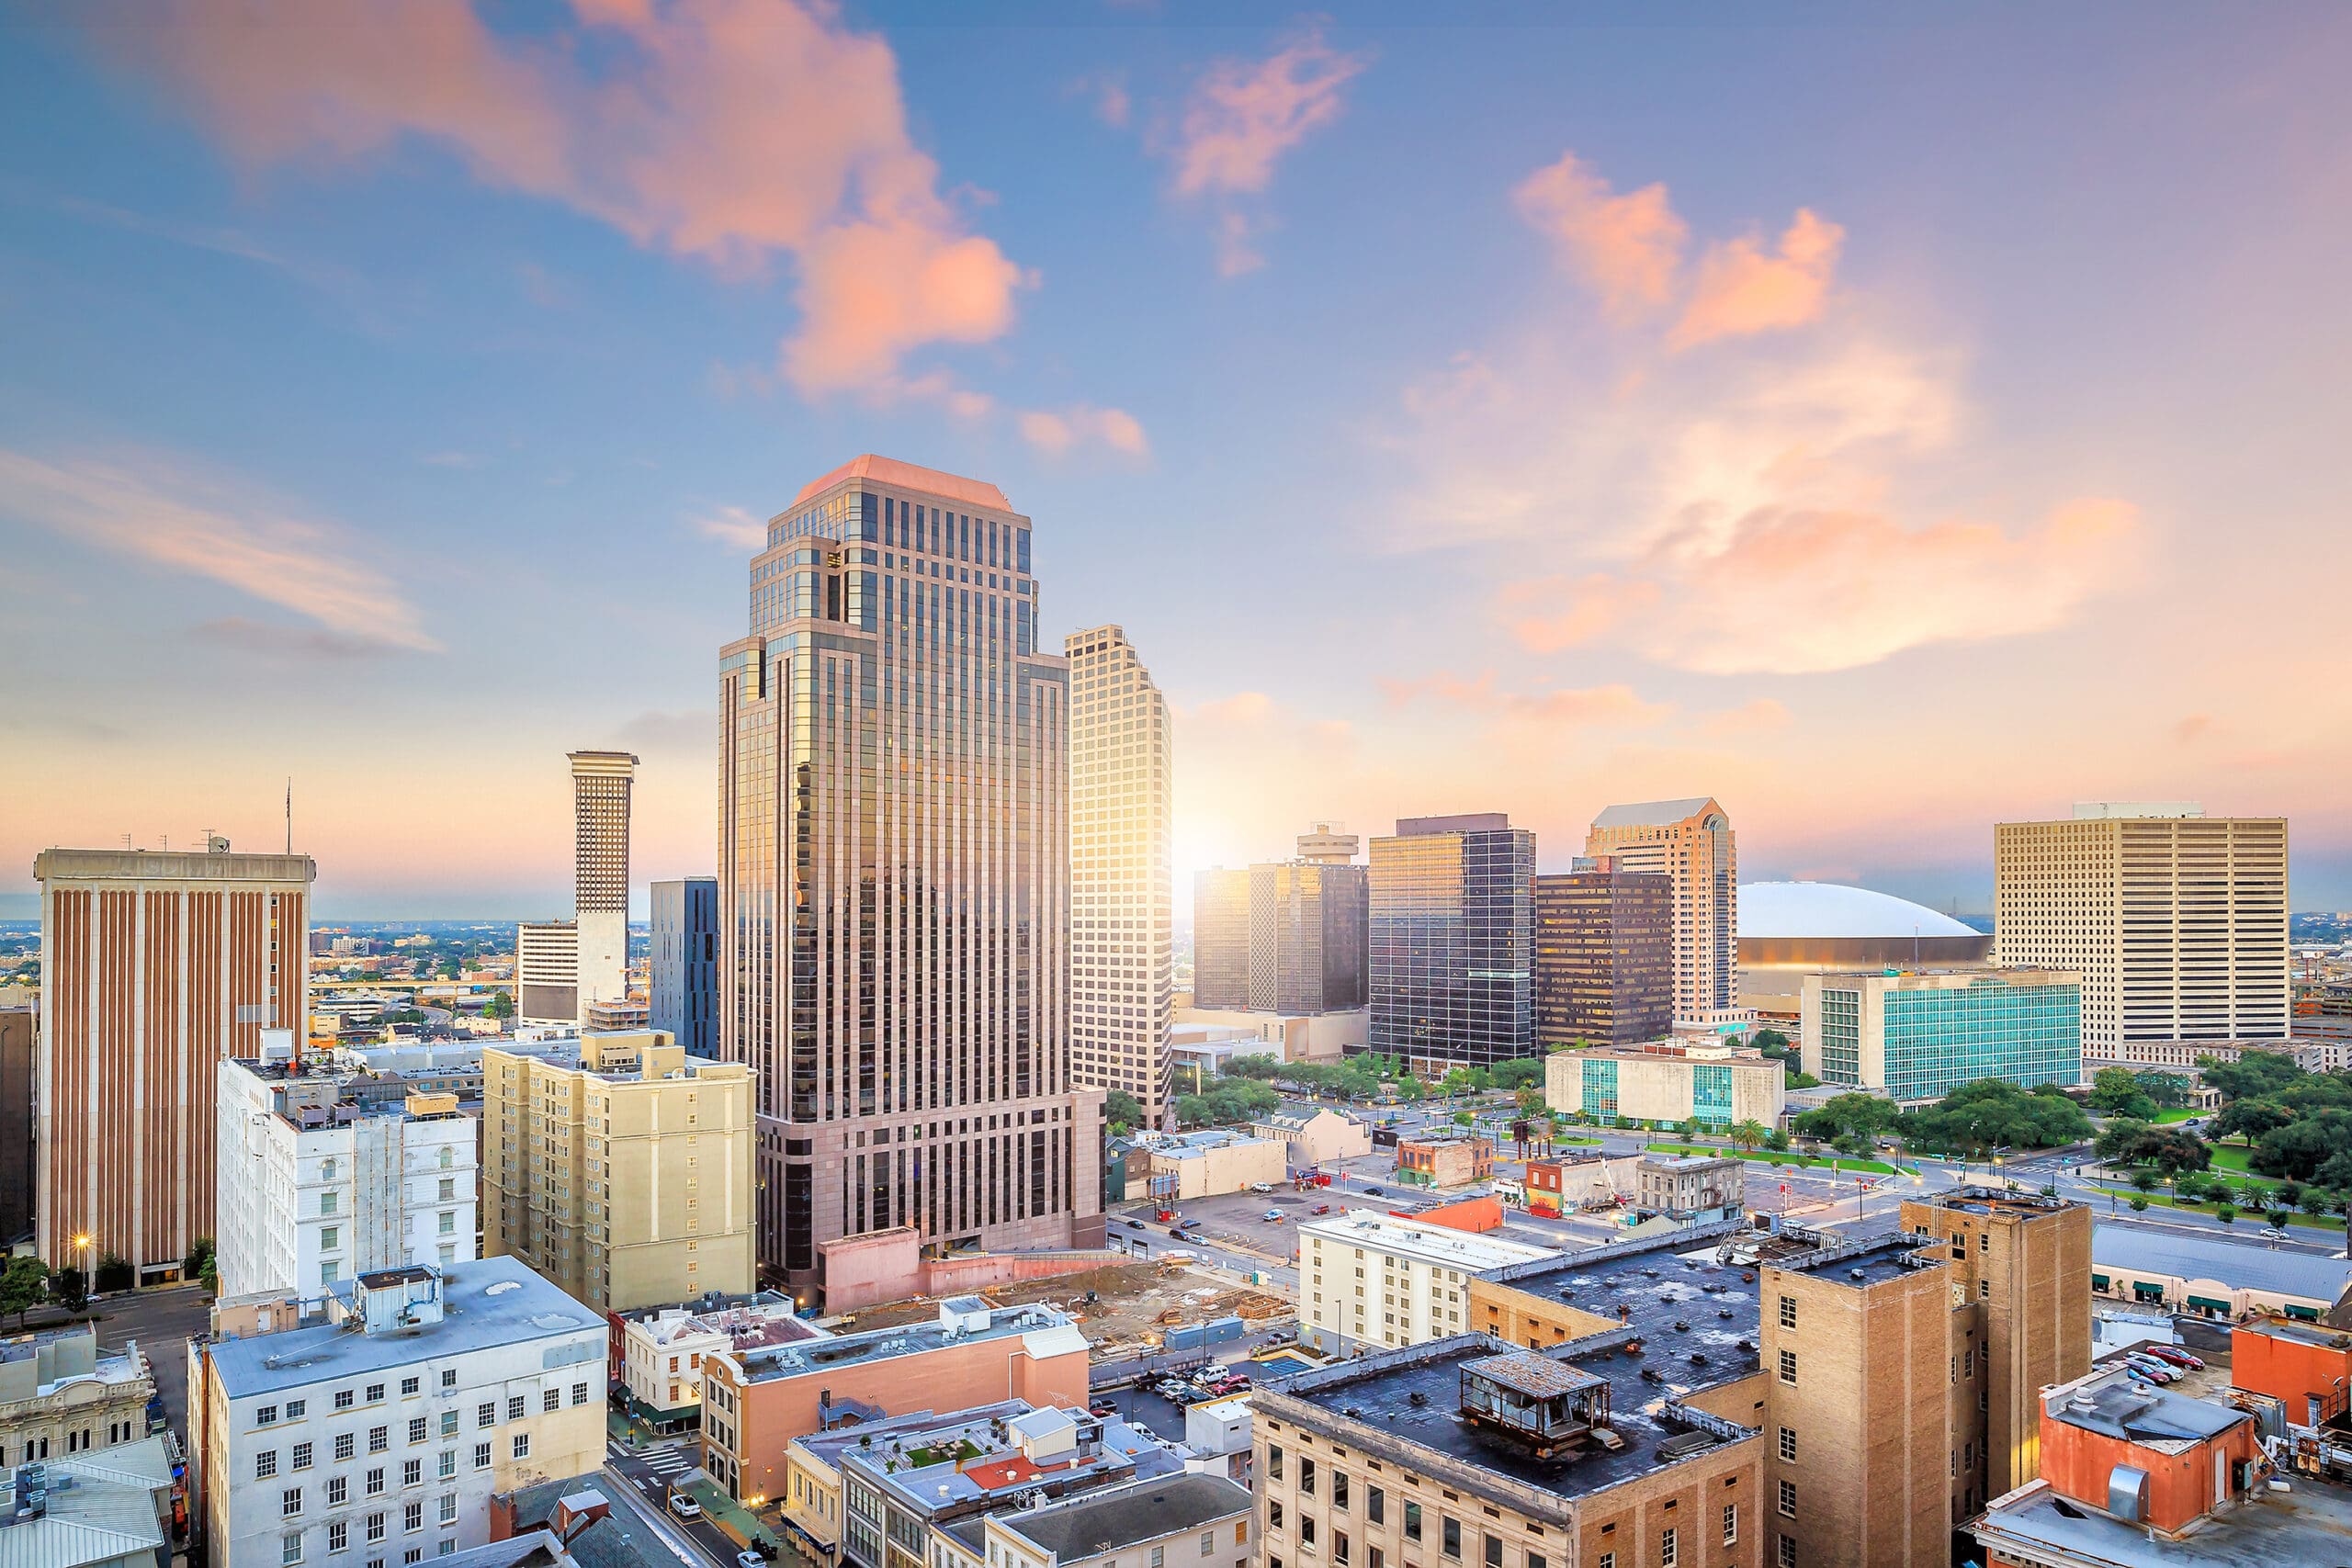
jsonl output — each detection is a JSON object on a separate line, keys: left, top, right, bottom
{"left": 483, "top": 1472, "right": 675, "bottom": 1568}
{"left": 701, "top": 1297, "right": 1091, "bottom": 1509}
{"left": 615, "top": 1292, "right": 820, "bottom": 1433}
{"left": 2232, "top": 1313, "right": 2352, "bottom": 1427}
{"left": 188, "top": 1260, "right": 606, "bottom": 1568}
{"left": 1969, "top": 1363, "right": 2336, "bottom": 1568}
{"left": 2091, "top": 1223, "right": 2352, "bottom": 1325}
{"left": 1295, "top": 1213, "right": 1556, "bottom": 1356}
{"left": 1544, "top": 1040, "right": 1786, "bottom": 1128}
{"left": 215, "top": 1038, "right": 481, "bottom": 1298}
{"left": 0, "top": 1325, "right": 156, "bottom": 1467}
{"left": 980, "top": 1473, "right": 1254, "bottom": 1568}
{"left": 1138, "top": 1130, "right": 1288, "bottom": 1201}
{"left": 0, "top": 1435, "right": 176, "bottom": 1568}
{"left": 1394, "top": 1134, "right": 1492, "bottom": 1190}
{"left": 1637, "top": 1155, "right": 1744, "bottom": 1220}
{"left": 1520, "top": 1154, "right": 1644, "bottom": 1216}
{"left": 1250, "top": 1109, "right": 1372, "bottom": 1169}
{"left": 1801, "top": 967, "right": 2082, "bottom": 1105}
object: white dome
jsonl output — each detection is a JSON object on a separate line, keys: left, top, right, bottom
{"left": 1738, "top": 881, "right": 1976, "bottom": 941}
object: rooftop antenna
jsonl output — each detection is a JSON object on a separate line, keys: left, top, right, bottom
{"left": 286, "top": 778, "right": 293, "bottom": 854}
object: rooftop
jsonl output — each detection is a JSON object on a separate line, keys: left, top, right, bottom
{"left": 2238, "top": 1315, "right": 2352, "bottom": 1351}
{"left": 1973, "top": 1472, "right": 2352, "bottom": 1568}
{"left": 733, "top": 1303, "right": 1083, "bottom": 1385}
{"left": 1392, "top": 813, "right": 1512, "bottom": 838}
{"left": 1768, "top": 1234, "right": 1945, "bottom": 1291}
{"left": 1737, "top": 881, "right": 1978, "bottom": 940}
{"left": 1299, "top": 1213, "right": 1556, "bottom": 1274}
{"left": 995, "top": 1474, "right": 1253, "bottom": 1562}
{"left": 206, "top": 1258, "right": 602, "bottom": 1398}
{"left": 0, "top": 1439, "right": 174, "bottom": 1568}
{"left": 495, "top": 1472, "right": 676, "bottom": 1568}
{"left": 2093, "top": 1224, "right": 2352, "bottom": 1305}
{"left": 2045, "top": 1368, "right": 2247, "bottom": 1451}
{"left": 1148, "top": 1129, "right": 1276, "bottom": 1159}
{"left": 1590, "top": 798, "right": 1717, "bottom": 830}
{"left": 1912, "top": 1186, "right": 2079, "bottom": 1220}
{"left": 791, "top": 455, "right": 1013, "bottom": 513}
{"left": 623, "top": 1293, "right": 822, "bottom": 1353}
{"left": 833, "top": 1402, "right": 1181, "bottom": 1516}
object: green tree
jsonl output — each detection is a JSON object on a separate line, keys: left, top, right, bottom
{"left": 94, "top": 1251, "right": 134, "bottom": 1293}
{"left": 2212, "top": 1098, "right": 2296, "bottom": 1146}
{"left": 1104, "top": 1090, "right": 1145, "bottom": 1134}
{"left": 2135, "top": 1072, "right": 2191, "bottom": 1110}
{"left": 1727, "top": 1120, "right": 1770, "bottom": 1154}
{"left": 2199, "top": 1052, "right": 2305, "bottom": 1102}
{"left": 1753, "top": 1028, "right": 1791, "bottom": 1054}
{"left": 2087, "top": 1066, "right": 2155, "bottom": 1121}
{"left": 484, "top": 989, "right": 515, "bottom": 1021}
{"left": 1453, "top": 1110, "right": 1476, "bottom": 1127}
{"left": 1765, "top": 1129, "right": 1792, "bottom": 1153}
{"left": 1488, "top": 1059, "right": 1544, "bottom": 1092}
{"left": 2130, "top": 1169, "right": 2159, "bottom": 1193}
{"left": 2129, "top": 1196, "right": 2149, "bottom": 1212}
{"left": 2214, "top": 1203, "right": 2237, "bottom": 1224}
{"left": 1793, "top": 1093, "right": 1900, "bottom": 1144}
{"left": 183, "top": 1236, "right": 217, "bottom": 1293}
{"left": 0, "top": 1258, "right": 49, "bottom": 1328}
{"left": 51, "top": 1267, "right": 88, "bottom": 1315}
{"left": 2266, "top": 1207, "right": 2294, "bottom": 1228}
{"left": 2252, "top": 1110, "right": 2352, "bottom": 1181}
{"left": 1903, "top": 1079, "right": 2092, "bottom": 1154}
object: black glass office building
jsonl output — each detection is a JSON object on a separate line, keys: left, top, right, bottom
{"left": 1368, "top": 814, "right": 1536, "bottom": 1066}
{"left": 650, "top": 875, "right": 718, "bottom": 1058}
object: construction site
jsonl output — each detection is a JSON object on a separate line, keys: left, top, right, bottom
{"left": 839, "top": 1256, "right": 1295, "bottom": 1363}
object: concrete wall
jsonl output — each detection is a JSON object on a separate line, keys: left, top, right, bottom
{"left": 1410, "top": 1195, "right": 1502, "bottom": 1234}
{"left": 815, "top": 1227, "right": 1125, "bottom": 1313}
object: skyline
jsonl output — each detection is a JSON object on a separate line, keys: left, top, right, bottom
{"left": 6, "top": 3, "right": 2352, "bottom": 918}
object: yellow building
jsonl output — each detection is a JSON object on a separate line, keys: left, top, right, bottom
{"left": 481, "top": 1030, "right": 754, "bottom": 1314}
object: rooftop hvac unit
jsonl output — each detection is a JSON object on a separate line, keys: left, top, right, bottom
{"left": 2107, "top": 1464, "right": 2150, "bottom": 1523}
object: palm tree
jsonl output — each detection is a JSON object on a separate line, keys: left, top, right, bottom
{"left": 1727, "top": 1120, "right": 1770, "bottom": 1155}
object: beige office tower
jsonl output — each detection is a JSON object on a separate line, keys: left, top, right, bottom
{"left": 718, "top": 456, "right": 1104, "bottom": 1301}
{"left": 1586, "top": 797, "right": 1738, "bottom": 1025}
{"left": 570, "top": 750, "right": 637, "bottom": 1015}
{"left": 1994, "top": 803, "right": 2288, "bottom": 1070}
{"left": 33, "top": 842, "right": 314, "bottom": 1275}
{"left": 480, "top": 1030, "right": 753, "bottom": 1314}
{"left": 1065, "top": 625, "right": 1174, "bottom": 1128}
{"left": 1192, "top": 869, "right": 1251, "bottom": 1008}
{"left": 514, "top": 919, "right": 581, "bottom": 1027}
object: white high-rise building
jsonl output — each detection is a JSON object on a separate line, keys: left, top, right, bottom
{"left": 214, "top": 1034, "right": 480, "bottom": 1299}
{"left": 1066, "top": 625, "right": 1174, "bottom": 1127}
{"left": 1995, "top": 803, "right": 2289, "bottom": 1071}
{"left": 513, "top": 751, "right": 636, "bottom": 1029}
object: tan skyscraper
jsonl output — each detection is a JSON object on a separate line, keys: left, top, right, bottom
{"left": 1066, "top": 625, "right": 1173, "bottom": 1127}
{"left": 481, "top": 1029, "right": 753, "bottom": 1314}
{"left": 1994, "top": 802, "right": 2288, "bottom": 1071}
{"left": 718, "top": 456, "right": 1103, "bottom": 1300}
{"left": 570, "top": 749, "right": 637, "bottom": 1017}
{"left": 1586, "top": 797, "right": 1737, "bottom": 1025}
{"left": 1191, "top": 869, "right": 1251, "bottom": 1009}
{"left": 33, "top": 841, "right": 313, "bottom": 1275}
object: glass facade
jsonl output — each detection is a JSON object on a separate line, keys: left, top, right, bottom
{"left": 1249, "top": 861, "right": 1370, "bottom": 1013}
{"left": 1532, "top": 869, "right": 1673, "bottom": 1044}
{"left": 1818, "top": 988, "right": 1861, "bottom": 1087}
{"left": 1192, "top": 869, "right": 1251, "bottom": 1008}
{"left": 650, "top": 876, "right": 718, "bottom": 1058}
{"left": 1691, "top": 1063, "right": 1734, "bottom": 1124}
{"left": 718, "top": 468, "right": 1091, "bottom": 1293}
{"left": 1369, "top": 818, "right": 1535, "bottom": 1066}
{"left": 1580, "top": 1056, "right": 1620, "bottom": 1120}
{"left": 1882, "top": 976, "right": 2082, "bottom": 1103}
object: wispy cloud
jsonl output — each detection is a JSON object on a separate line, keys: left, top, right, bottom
{"left": 619, "top": 708, "right": 718, "bottom": 750}
{"left": 96, "top": 0, "right": 1029, "bottom": 398}
{"left": 1512, "top": 153, "right": 1686, "bottom": 319}
{"left": 1672, "top": 209, "right": 1845, "bottom": 350}
{"left": 689, "top": 505, "right": 769, "bottom": 550}
{"left": 0, "top": 447, "right": 438, "bottom": 651}
{"left": 1016, "top": 404, "right": 1150, "bottom": 457}
{"left": 191, "top": 616, "right": 410, "bottom": 660}
{"left": 1380, "top": 671, "right": 1670, "bottom": 728}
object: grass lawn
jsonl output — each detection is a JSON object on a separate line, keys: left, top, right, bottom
{"left": 1645, "top": 1142, "right": 1899, "bottom": 1176}
{"left": 2153, "top": 1109, "right": 2199, "bottom": 1124}
{"left": 2088, "top": 1182, "right": 2341, "bottom": 1230}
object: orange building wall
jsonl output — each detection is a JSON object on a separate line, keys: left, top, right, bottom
{"left": 2232, "top": 1321, "right": 2352, "bottom": 1420}
{"left": 2038, "top": 1406, "right": 2258, "bottom": 1533}
{"left": 1407, "top": 1195, "right": 1503, "bottom": 1233}
{"left": 713, "top": 1337, "right": 1091, "bottom": 1505}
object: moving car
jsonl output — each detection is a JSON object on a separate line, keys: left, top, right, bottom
{"left": 1363, "top": 1186, "right": 1384, "bottom": 1197}
{"left": 1125, "top": 1218, "right": 1145, "bottom": 1229}
{"left": 2259, "top": 1226, "right": 2288, "bottom": 1242}
{"left": 1169, "top": 1226, "right": 1188, "bottom": 1238}
{"left": 1182, "top": 1218, "right": 1204, "bottom": 1231}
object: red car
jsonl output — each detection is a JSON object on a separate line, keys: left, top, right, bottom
{"left": 1310, "top": 1203, "right": 1331, "bottom": 1215}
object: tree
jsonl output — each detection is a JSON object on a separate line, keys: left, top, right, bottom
{"left": 2266, "top": 1207, "right": 2294, "bottom": 1228}
{"left": 1786, "top": 1071, "right": 1821, "bottom": 1090}
{"left": 2135, "top": 1072, "right": 2191, "bottom": 1110}
{"left": 1793, "top": 1093, "right": 1900, "bottom": 1144}
{"left": 1727, "top": 1120, "right": 1770, "bottom": 1154}
{"left": 2252, "top": 1110, "right": 2352, "bottom": 1181}
{"left": 484, "top": 989, "right": 515, "bottom": 1021}
{"left": 1903, "top": 1079, "right": 2092, "bottom": 1154}
{"left": 2129, "top": 1196, "right": 2149, "bottom": 1212}
{"left": 51, "top": 1267, "right": 88, "bottom": 1315}
{"left": 94, "top": 1251, "right": 134, "bottom": 1293}
{"left": 1104, "top": 1091, "right": 1144, "bottom": 1134}
{"left": 184, "top": 1236, "right": 217, "bottom": 1294}
{"left": 1765, "top": 1129, "right": 1792, "bottom": 1153}
{"left": 1224, "top": 1055, "right": 1283, "bottom": 1080}
{"left": 2087, "top": 1067, "right": 2155, "bottom": 1121}
{"left": 2130, "top": 1169, "right": 2158, "bottom": 1193}
{"left": 1488, "top": 1059, "right": 1544, "bottom": 1092}
{"left": 1753, "top": 1029, "right": 1791, "bottom": 1055}
{"left": 2214, "top": 1203, "right": 2237, "bottom": 1224}
{"left": 2096, "top": 1120, "right": 2210, "bottom": 1176}
{"left": 0, "top": 1258, "right": 49, "bottom": 1328}
{"left": 2199, "top": 1051, "right": 2305, "bottom": 1103}
{"left": 2212, "top": 1099, "right": 2296, "bottom": 1146}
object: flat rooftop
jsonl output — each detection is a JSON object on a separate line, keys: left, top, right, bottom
{"left": 1909, "top": 1186, "right": 2079, "bottom": 1219}
{"left": 1974, "top": 1472, "right": 2352, "bottom": 1568}
{"left": 2238, "top": 1315, "right": 2352, "bottom": 1351}
{"left": 1300, "top": 1213, "right": 1556, "bottom": 1273}
{"left": 835, "top": 1403, "right": 1181, "bottom": 1513}
{"left": 735, "top": 1304, "right": 1083, "bottom": 1384}
{"left": 997, "top": 1474, "right": 1252, "bottom": 1560}
{"left": 1769, "top": 1235, "right": 1945, "bottom": 1290}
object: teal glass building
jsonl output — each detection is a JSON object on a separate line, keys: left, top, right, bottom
{"left": 1805, "top": 968, "right": 2082, "bottom": 1105}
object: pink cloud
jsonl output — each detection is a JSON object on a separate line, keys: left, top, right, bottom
{"left": 688, "top": 505, "right": 768, "bottom": 549}
{"left": 1498, "top": 574, "right": 1661, "bottom": 654}
{"left": 1380, "top": 670, "right": 1668, "bottom": 728}
{"left": 1702, "top": 698, "right": 1793, "bottom": 738}
{"left": 1169, "top": 29, "right": 1366, "bottom": 197}
{"left": 1672, "top": 209, "right": 1845, "bottom": 350}
{"left": 1016, "top": 404, "right": 1150, "bottom": 457}
{"left": 99, "top": 0, "right": 1025, "bottom": 397}
{"left": 1512, "top": 152, "right": 1688, "bottom": 318}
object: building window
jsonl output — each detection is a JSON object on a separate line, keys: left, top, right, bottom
{"left": 1441, "top": 1518, "right": 1460, "bottom": 1560}
{"left": 1366, "top": 1487, "right": 1385, "bottom": 1526}
{"left": 401, "top": 1378, "right": 420, "bottom": 1397}
{"left": 439, "top": 1413, "right": 458, "bottom": 1438}
{"left": 259, "top": 1406, "right": 280, "bottom": 1427}
{"left": 283, "top": 1488, "right": 304, "bottom": 1517}
{"left": 1777, "top": 1481, "right": 1796, "bottom": 1518}
{"left": 368, "top": 1515, "right": 386, "bottom": 1543}
{"left": 283, "top": 1533, "right": 304, "bottom": 1565}
{"left": 1270, "top": 1504, "right": 1283, "bottom": 1531}
{"left": 258, "top": 1452, "right": 279, "bottom": 1480}
{"left": 1201, "top": 1534, "right": 1216, "bottom": 1558}
{"left": 293, "top": 1441, "right": 313, "bottom": 1471}
{"left": 474, "top": 1443, "right": 492, "bottom": 1470}
{"left": 437, "top": 1451, "right": 455, "bottom": 1480}
{"left": 1301, "top": 1517, "right": 1317, "bottom": 1550}
{"left": 1659, "top": 1528, "right": 1677, "bottom": 1568}
{"left": 408, "top": 1419, "right": 427, "bottom": 1445}
{"left": 512, "top": 1435, "right": 530, "bottom": 1461}
{"left": 403, "top": 1461, "right": 422, "bottom": 1487}
{"left": 1722, "top": 1504, "right": 1737, "bottom": 1546}
{"left": 571, "top": 1383, "right": 590, "bottom": 1406}
{"left": 1777, "top": 1536, "right": 1796, "bottom": 1568}
{"left": 405, "top": 1504, "right": 424, "bottom": 1533}
{"left": 369, "top": 1428, "right": 389, "bottom": 1455}
{"left": 1404, "top": 1504, "right": 1421, "bottom": 1543}
{"left": 328, "top": 1478, "right": 347, "bottom": 1506}
{"left": 440, "top": 1371, "right": 457, "bottom": 1390}
{"left": 1300, "top": 1459, "right": 1315, "bottom": 1497}
{"left": 1481, "top": 1537, "right": 1499, "bottom": 1568}
{"left": 336, "top": 1434, "right": 356, "bottom": 1462}
{"left": 1778, "top": 1350, "right": 1797, "bottom": 1384}
{"left": 1332, "top": 1472, "right": 1350, "bottom": 1510}
{"left": 367, "top": 1470, "right": 384, "bottom": 1497}
{"left": 331, "top": 1522, "right": 349, "bottom": 1552}
{"left": 506, "top": 1396, "right": 526, "bottom": 1422}
{"left": 476, "top": 1403, "right": 495, "bottom": 1429}
{"left": 1778, "top": 1296, "right": 1796, "bottom": 1329}
{"left": 543, "top": 1389, "right": 560, "bottom": 1414}
{"left": 1777, "top": 1427, "right": 1796, "bottom": 1463}
{"left": 439, "top": 1495, "right": 458, "bottom": 1524}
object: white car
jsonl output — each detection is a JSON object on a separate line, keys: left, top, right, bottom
{"left": 1249, "top": 1182, "right": 1274, "bottom": 1193}
{"left": 667, "top": 1495, "right": 703, "bottom": 1521}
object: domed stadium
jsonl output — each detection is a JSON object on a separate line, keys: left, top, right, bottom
{"left": 1737, "top": 881, "right": 1992, "bottom": 1019}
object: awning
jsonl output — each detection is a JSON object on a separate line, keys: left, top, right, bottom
{"left": 2091, "top": 1274, "right": 2109, "bottom": 1290}
{"left": 2132, "top": 1282, "right": 2166, "bottom": 1299}
{"left": 2187, "top": 1296, "right": 2231, "bottom": 1314}
{"left": 784, "top": 1518, "right": 837, "bottom": 1557}
{"left": 2287, "top": 1304, "right": 2322, "bottom": 1322}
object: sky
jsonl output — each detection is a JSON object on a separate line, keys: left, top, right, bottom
{"left": 4, "top": 1, "right": 2350, "bottom": 920}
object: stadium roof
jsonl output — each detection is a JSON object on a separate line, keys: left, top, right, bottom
{"left": 1738, "top": 881, "right": 1977, "bottom": 940}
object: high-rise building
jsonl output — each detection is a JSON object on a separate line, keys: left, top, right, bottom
{"left": 1994, "top": 803, "right": 2289, "bottom": 1071}
{"left": 1367, "top": 813, "right": 1535, "bottom": 1066}
{"left": 1248, "top": 830, "right": 1370, "bottom": 1014}
{"left": 513, "top": 920, "right": 580, "bottom": 1028}
{"left": 650, "top": 876, "right": 718, "bottom": 1058}
{"left": 717, "top": 455, "right": 1104, "bottom": 1298}
{"left": 0, "top": 1007, "right": 31, "bottom": 1248}
{"left": 1585, "top": 797, "right": 1738, "bottom": 1025}
{"left": 1801, "top": 966, "right": 2083, "bottom": 1105}
{"left": 481, "top": 1029, "right": 753, "bottom": 1314}
{"left": 568, "top": 750, "right": 636, "bottom": 1016}
{"left": 214, "top": 1038, "right": 480, "bottom": 1299}
{"left": 1065, "top": 625, "right": 1174, "bottom": 1127}
{"left": 1191, "top": 869, "right": 1251, "bottom": 1009}
{"left": 33, "top": 842, "right": 314, "bottom": 1276}
{"left": 1532, "top": 859, "right": 1672, "bottom": 1044}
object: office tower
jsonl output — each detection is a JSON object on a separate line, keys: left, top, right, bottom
{"left": 1192, "top": 870, "right": 1251, "bottom": 1008}
{"left": 1066, "top": 626, "right": 1174, "bottom": 1127}
{"left": 1367, "top": 813, "right": 1535, "bottom": 1066}
{"left": 214, "top": 1042, "right": 480, "bottom": 1298}
{"left": 1994, "top": 803, "right": 2289, "bottom": 1070}
{"left": 1246, "top": 829, "right": 1369, "bottom": 1014}
{"left": 0, "top": 1008, "right": 30, "bottom": 1247}
{"left": 718, "top": 455, "right": 1103, "bottom": 1298}
{"left": 1801, "top": 966, "right": 2083, "bottom": 1104}
{"left": 1532, "top": 859, "right": 1672, "bottom": 1044}
{"left": 188, "top": 1260, "right": 605, "bottom": 1568}
{"left": 569, "top": 749, "right": 637, "bottom": 1016}
{"left": 650, "top": 876, "right": 719, "bottom": 1058}
{"left": 481, "top": 1030, "right": 753, "bottom": 1314}
{"left": 33, "top": 842, "right": 314, "bottom": 1276}
{"left": 1585, "top": 797, "right": 1738, "bottom": 1025}
{"left": 513, "top": 920, "right": 580, "bottom": 1027}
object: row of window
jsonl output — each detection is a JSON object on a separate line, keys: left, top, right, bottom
{"left": 254, "top": 1383, "right": 590, "bottom": 1468}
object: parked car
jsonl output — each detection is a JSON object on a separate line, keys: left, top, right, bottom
{"left": 1169, "top": 1226, "right": 1189, "bottom": 1238}
{"left": 1262, "top": 1210, "right": 1284, "bottom": 1223}
{"left": 1250, "top": 1182, "right": 1275, "bottom": 1193}
{"left": 668, "top": 1495, "right": 704, "bottom": 1521}
{"left": 2144, "top": 1346, "right": 2204, "bottom": 1370}
{"left": 2123, "top": 1355, "right": 2175, "bottom": 1382}
{"left": 1125, "top": 1218, "right": 1146, "bottom": 1229}
{"left": 1310, "top": 1203, "right": 1331, "bottom": 1215}
{"left": 738, "top": 1552, "right": 769, "bottom": 1568}
{"left": 1182, "top": 1218, "right": 1204, "bottom": 1230}
{"left": 1090, "top": 1399, "right": 1119, "bottom": 1416}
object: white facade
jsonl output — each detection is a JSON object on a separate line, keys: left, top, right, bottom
{"left": 1066, "top": 626, "right": 1175, "bottom": 1127}
{"left": 216, "top": 1044, "right": 480, "bottom": 1300}
{"left": 1297, "top": 1213, "right": 1557, "bottom": 1355}
{"left": 197, "top": 1260, "right": 605, "bottom": 1568}
{"left": 514, "top": 921, "right": 580, "bottom": 1028}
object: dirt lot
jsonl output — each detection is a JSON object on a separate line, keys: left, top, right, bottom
{"left": 844, "top": 1258, "right": 1292, "bottom": 1359}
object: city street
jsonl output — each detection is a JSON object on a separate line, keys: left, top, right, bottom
{"left": 605, "top": 1437, "right": 772, "bottom": 1568}
{"left": 27, "top": 1283, "right": 214, "bottom": 1439}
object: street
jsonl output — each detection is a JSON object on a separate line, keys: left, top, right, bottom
{"left": 19, "top": 1283, "right": 214, "bottom": 1439}
{"left": 605, "top": 1436, "right": 775, "bottom": 1568}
